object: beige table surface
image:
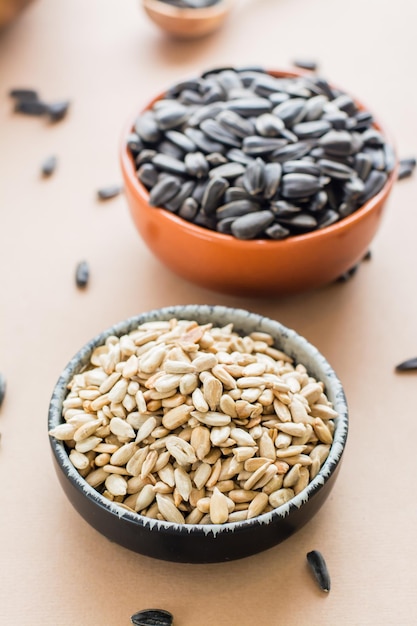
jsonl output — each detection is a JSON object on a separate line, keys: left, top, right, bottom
{"left": 1, "top": 0, "right": 417, "bottom": 624}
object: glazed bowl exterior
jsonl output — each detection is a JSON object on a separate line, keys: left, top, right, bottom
{"left": 48, "top": 305, "right": 348, "bottom": 563}
{"left": 120, "top": 69, "right": 397, "bottom": 297}
{"left": 142, "top": 0, "right": 232, "bottom": 38}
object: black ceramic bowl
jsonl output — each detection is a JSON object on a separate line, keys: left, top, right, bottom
{"left": 48, "top": 305, "right": 348, "bottom": 563}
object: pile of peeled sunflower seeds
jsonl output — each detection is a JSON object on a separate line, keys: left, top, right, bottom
{"left": 127, "top": 67, "right": 396, "bottom": 241}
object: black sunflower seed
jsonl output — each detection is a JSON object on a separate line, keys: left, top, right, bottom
{"left": 281, "top": 173, "right": 321, "bottom": 198}
{"left": 292, "top": 58, "right": 318, "bottom": 71}
{"left": 41, "top": 155, "right": 57, "bottom": 177}
{"left": 353, "top": 152, "right": 374, "bottom": 181}
{"left": 292, "top": 119, "right": 332, "bottom": 139}
{"left": 152, "top": 154, "right": 187, "bottom": 176}
{"left": 223, "top": 97, "right": 272, "bottom": 116}
{"left": 337, "top": 264, "right": 359, "bottom": 282}
{"left": 75, "top": 261, "right": 89, "bottom": 288}
{"left": 14, "top": 99, "right": 48, "bottom": 115}
{"left": 318, "top": 158, "right": 356, "bottom": 180}
{"left": 242, "top": 136, "right": 288, "bottom": 156}
{"left": 263, "top": 162, "right": 282, "bottom": 199}
{"left": 165, "top": 180, "right": 196, "bottom": 212}
{"left": 319, "top": 130, "right": 355, "bottom": 156}
{"left": 47, "top": 100, "right": 70, "bottom": 122}
{"left": 97, "top": 184, "right": 123, "bottom": 200}
{"left": 265, "top": 222, "right": 290, "bottom": 239}
{"left": 208, "top": 162, "right": 245, "bottom": 179}
{"left": 9, "top": 88, "right": 39, "bottom": 100}
{"left": 137, "top": 163, "right": 159, "bottom": 188}
{"left": 165, "top": 130, "right": 197, "bottom": 153}
{"left": 358, "top": 170, "right": 388, "bottom": 203}
{"left": 127, "top": 132, "right": 144, "bottom": 155}
{"left": 231, "top": 210, "right": 275, "bottom": 240}
{"left": 185, "top": 127, "right": 225, "bottom": 154}
{"left": 272, "top": 97, "right": 306, "bottom": 126}
{"left": 200, "top": 118, "right": 241, "bottom": 148}
{"left": 0, "top": 373, "right": 6, "bottom": 409}
{"left": 131, "top": 608, "right": 173, "bottom": 626}
{"left": 216, "top": 199, "right": 260, "bottom": 219}
{"left": 157, "top": 140, "right": 184, "bottom": 160}
{"left": 154, "top": 102, "right": 189, "bottom": 130}
{"left": 201, "top": 176, "right": 229, "bottom": 215}
{"left": 149, "top": 176, "right": 181, "bottom": 206}
{"left": 243, "top": 157, "right": 265, "bottom": 195}
{"left": 395, "top": 357, "right": 417, "bottom": 372}
{"left": 306, "top": 550, "right": 331, "bottom": 592}
{"left": 178, "top": 197, "right": 199, "bottom": 221}
{"left": 270, "top": 140, "right": 314, "bottom": 163}
{"left": 398, "top": 157, "right": 416, "bottom": 180}
{"left": 134, "top": 111, "right": 161, "bottom": 143}
{"left": 184, "top": 151, "right": 209, "bottom": 178}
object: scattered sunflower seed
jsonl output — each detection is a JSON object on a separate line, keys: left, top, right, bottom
{"left": 97, "top": 185, "right": 123, "bottom": 201}
{"left": 398, "top": 157, "right": 416, "bottom": 180}
{"left": 306, "top": 550, "right": 331, "bottom": 592}
{"left": 292, "top": 59, "right": 318, "bottom": 72}
{"left": 14, "top": 99, "right": 48, "bottom": 116}
{"left": 336, "top": 264, "right": 359, "bottom": 283}
{"left": 131, "top": 608, "right": 173, "bottom": 626}
{"left": 41, "top": 155, "right": 57, "bottom": 177}
{"left": 9, "top": 88, "right": 39, "bottom": 100}
{"left": 47, "top": 100, "right": 70, "bottom": 122}
{"left": 395, "top": 357, "right": 417, "bottom": 372}
{"left": 75, "top": 261, "right": 89, "bottom": 288}
{"left": 0, "top": 373, "right": 6, "bottom": 409}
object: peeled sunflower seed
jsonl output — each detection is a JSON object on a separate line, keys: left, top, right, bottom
{"left": 306, "top": 550, "right": 331, "bottom": 592}
{"left": 130, "top": 608, "right": 173, "bottom": 626}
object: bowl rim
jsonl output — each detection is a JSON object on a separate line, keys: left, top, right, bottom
{"left": 120, "top": 67, "right": 398, "bottom": 250}
{"left": 142, "top": 0, "right": 233, "bottom": 18}
{"left": 48, "top": 304, "right": 349, "bottom": 537}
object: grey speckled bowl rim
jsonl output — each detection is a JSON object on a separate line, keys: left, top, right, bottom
{"left": 48, "top": 305, "right": 348, "bottom": 538}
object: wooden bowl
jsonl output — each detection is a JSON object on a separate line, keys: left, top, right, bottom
{"left": 142, "top": 0, "right": 233, "bottom": 38}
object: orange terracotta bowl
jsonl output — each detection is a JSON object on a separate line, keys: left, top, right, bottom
{"left": 120, "top": 69, "right": 398, "bottom": 297}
